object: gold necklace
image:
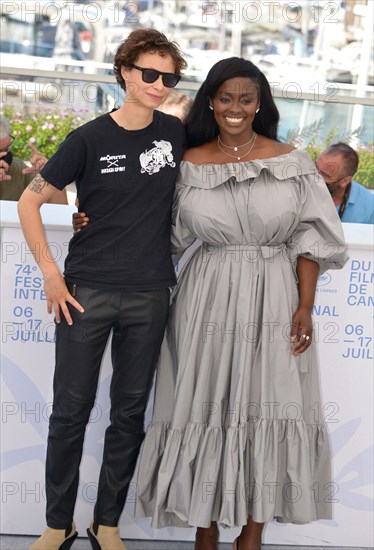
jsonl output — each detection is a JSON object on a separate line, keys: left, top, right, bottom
{"left": 218, "top": 132, "right": 256, "bottom": 152}
{"left": 217, "top": 133, "right": 257, "bottom": 161}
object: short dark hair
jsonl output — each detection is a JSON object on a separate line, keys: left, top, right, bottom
{"left": 185, "top": 57, "right": 279, "bottom": 147}
{"left": 113, "top": 28, "right": 187, "bottom": 91}
{"left": 324, "top": 142, "right": 359, "bottom": 177}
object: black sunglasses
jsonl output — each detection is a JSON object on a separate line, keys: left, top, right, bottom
{"left": 129, "top": 64, "right": 181, "bottom": 88}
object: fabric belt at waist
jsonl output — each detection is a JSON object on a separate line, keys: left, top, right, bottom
{"left": 201, "top": 242, "right": 287, "bottom": 260}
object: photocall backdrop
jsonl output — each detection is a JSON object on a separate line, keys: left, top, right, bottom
{"left": 0, "top": 202, "right": 373, "bottom": 547}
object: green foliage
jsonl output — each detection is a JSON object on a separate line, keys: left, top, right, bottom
{"left": 285, "top": 119, "right": 374, "bottom": 189}
{"left": 354, "top": 147, "right": 374, "bottom": 188}
{"left": 1, "top": 104, "right": 94, "bottom": 161}
{"left": 2, "top": 107, "right": 373, "bottom": 189}
{"left": 284, "top": 119, "right": 324, "bottom": 145}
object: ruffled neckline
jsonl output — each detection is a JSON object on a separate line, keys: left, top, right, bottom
{"left": 177, "top": 149, "right": 316, "bottom": 189}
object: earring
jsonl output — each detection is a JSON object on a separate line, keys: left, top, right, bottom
{"left": 255, "top": 108, "right": 260, "bottom": 113}
{"left": 209, "top": 105, "right": 213, "bottom": 111}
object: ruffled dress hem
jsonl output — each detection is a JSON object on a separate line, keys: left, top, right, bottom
{"left": 135, "top": 418, "right": 333, "bottom": 528}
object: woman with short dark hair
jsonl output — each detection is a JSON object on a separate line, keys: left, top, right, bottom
{"left": 19, "top": 28, "right": 187, "bottom": 550}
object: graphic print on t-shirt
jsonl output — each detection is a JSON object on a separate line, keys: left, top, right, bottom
{"left": 140, "top": 140, "right": 176, "bottom": 175}
{"left": 100, "top": 154, "right": 127, "bottom": 174}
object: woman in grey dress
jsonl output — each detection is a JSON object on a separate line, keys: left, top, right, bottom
{"left": 134, "top": 57, "right": 348, "bottom": 549}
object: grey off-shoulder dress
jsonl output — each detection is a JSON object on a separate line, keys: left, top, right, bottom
{"left": 135, "top": 150, "right": 348, "bottom": 528}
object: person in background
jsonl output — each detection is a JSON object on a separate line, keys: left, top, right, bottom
{"left": 0, "top": 119, "right": 67, "bottom": 204}
{"left": 18, "top": 28, "right": 186, "bottom": 550}
{"left": 316, "top": 142, "right": 373, "bottom": 224}
{"left": 157, "top": 90, "right": 193, "bottom": 122}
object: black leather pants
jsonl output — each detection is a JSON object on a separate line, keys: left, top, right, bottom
{"left": 45, "top": 285, "right": 170, "bottom": 529}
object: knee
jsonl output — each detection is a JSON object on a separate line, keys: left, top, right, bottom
{"left": 110, "top": 398, "right": 147, "bottom": 434}
{"left": 49, "top": 399, "right": 94, "bottom": 435}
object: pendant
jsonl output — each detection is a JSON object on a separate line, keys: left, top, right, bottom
{"left": 237, "top": 157, "right": 241, "bottom": 160}
{"left": 234, "top": 147, "right": 238, "bottom": 151}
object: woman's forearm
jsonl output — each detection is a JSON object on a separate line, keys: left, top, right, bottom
{"left": 296, "top": 255, "right": 320, "bottom": 311}
{"left": 18, "top": 177, "right": 84, "bottom": 324}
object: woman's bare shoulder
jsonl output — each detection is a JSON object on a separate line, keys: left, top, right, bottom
{"left": 256, "top": 136, "right": 295, "bottom": 157}
{"left": 274, "top": 142, "right": 295, "bottom": 154}
{"left": 183, "top": 142, "right": 215, "bottom": 164}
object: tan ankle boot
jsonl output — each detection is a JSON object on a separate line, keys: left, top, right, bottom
{"left": 29, "top": 522, "right": 78, "bottom": 549}
{"left": 87, "top": 523, "right": 127, "bottom": 550}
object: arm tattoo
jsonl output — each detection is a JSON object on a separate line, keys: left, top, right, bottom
{"left": 28, "top": 174, "right": 50, "bottom": 194}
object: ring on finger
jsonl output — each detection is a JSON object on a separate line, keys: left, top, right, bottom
{"left": 306, "top": 335, "right": 310, "bottom": 341}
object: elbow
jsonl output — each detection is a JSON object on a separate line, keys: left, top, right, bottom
{"left": 17, "top": 198, "right": 27, "bottom": 227}
{"left": 17, "top": 189, "right": 40, "bottom": 222}
{"left": 17, "top": 190, "right": 29, "bottom": 218}
{"left": 17, "top": 193, "right": 25, "bottom": 219}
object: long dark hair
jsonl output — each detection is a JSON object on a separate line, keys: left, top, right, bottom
{"left": 185, "top": 57, "right": 279, "bottom": 147}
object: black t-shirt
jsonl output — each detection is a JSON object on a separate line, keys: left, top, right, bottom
{"left": 40, "top": 111, "right": 186, "bottom": 290}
